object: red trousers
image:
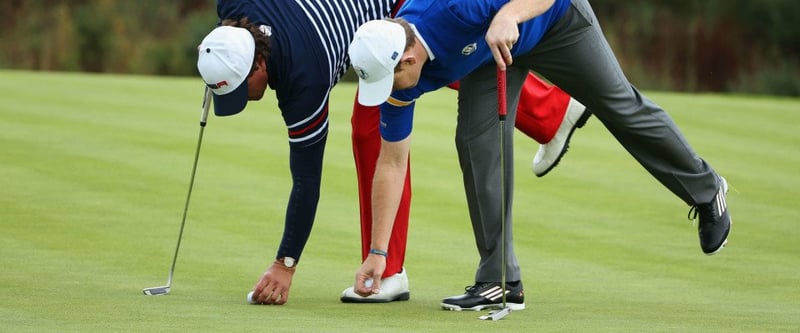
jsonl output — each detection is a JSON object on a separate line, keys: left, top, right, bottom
{"left": 350, "top": 73, "right": 571, "bottom": 278}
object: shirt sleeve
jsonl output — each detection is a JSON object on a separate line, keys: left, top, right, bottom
{"left": 442, "top": 0, "right": 504, "bottom": 28}
{"left": 378, "top": 90, "right": 418, "bottom": 142}
{"left": 277, "top": 135, "right": 326, "bottom": 261}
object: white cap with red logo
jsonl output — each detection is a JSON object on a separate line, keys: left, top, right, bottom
{"left": 197, "top": 26, "right": 254, "bottom": 116}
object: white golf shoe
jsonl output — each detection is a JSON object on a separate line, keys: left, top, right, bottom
{"left": 532, "top": 98, "right": 591, "bottom": 177}
{"left": 340, "top": 268, "right": 410, "bottom": 303}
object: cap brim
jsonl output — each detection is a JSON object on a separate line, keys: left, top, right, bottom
{"left": 357, "top": 75, "right": 394, "bottom": 107}
{"left": 211, "top": 78, "right": 249, "bottom": 116}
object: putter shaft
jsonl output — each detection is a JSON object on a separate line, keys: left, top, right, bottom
{"left": 143, "top": 87, "right": 212, "bottom": 296}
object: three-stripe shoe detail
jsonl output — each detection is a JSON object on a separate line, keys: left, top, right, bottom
{"left": 715, "top": 184, "right": 727, "bottom": 217}
{"left": 441, "top": 282, "right": 525, "bottom": 311}
{"left": 480, "top": 285, "right": 508, "bottom": 302}
{"left": 692, "top": 177, "right": 732, "bottom": 255}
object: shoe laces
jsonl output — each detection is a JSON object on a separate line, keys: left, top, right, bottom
{"left": 687, "top": 202, "right": 715, "bottom": 227}
{"left": 464, "top": 282, "right": 493, "bottom": 294}
{"left": 687, "top": 206, "right": 698, "bottom": 226}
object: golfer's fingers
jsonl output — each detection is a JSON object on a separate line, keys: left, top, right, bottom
{"left": 490, "top": 45, "right": 505, "bottom": 71}
{"left": 250, "top": 285, "right": 265, "bottom": 304}
{"left": 264, "top": 288, "right": 278, "bottom": 304}
{"left": 256, "top": 289, "right": 270, "bottom": 304}
{"left": 265, "top": 286, "right": 287, "bottom": 305}
{"left": 490, "top": 44, "right": 513, "bottom": 70}
{"left": 501, "top": 44, "right": 513, "bottom": 67}
{"left": 354, "top": 275, "right": 370, "bottom": 297}
{"left": 258, "top": 280, "right": 288, "bottom": 305}
{"left": 354, "top": 275, "right": 382, "bottom": 297}
{"left": 251, "top": 273, "right": 274, "bottom": 304}
{"left": 274, "top": 290, "right": 289, "bottom": 305}
{"left": 370, "top": 275, "right": 382, "bottom": 295}
{"left": 257, "top": 280, "right": 276, "bottom": 304}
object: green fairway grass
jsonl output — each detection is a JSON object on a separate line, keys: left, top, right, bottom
{"left": 1, "top": 70, "right": 798, "bottom": 332}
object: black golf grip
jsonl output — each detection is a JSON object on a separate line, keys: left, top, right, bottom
{"left": 200, "top": 86, "right": 211, "bottom": 126}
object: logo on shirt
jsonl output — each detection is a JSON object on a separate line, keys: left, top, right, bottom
{"left": 354, "top": 66, "right": 369, "bottom": 80}
{"left": 258, "top": 25, "right": 272, "bottom": 37}
{"left": 461, "top": 43, "right": 477, "bottom": 56}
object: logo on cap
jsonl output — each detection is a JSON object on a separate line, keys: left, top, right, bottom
{"left": 391, "top": 51, "right": 399, "bottom": 60}
{"left": 207, "top": 80, "right": 229, "bottom": 89}
{"left": 354, "top": 66, "right": 369, "bottom": 80}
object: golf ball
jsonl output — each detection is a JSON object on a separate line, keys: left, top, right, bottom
{"left": 246, "top": 291, "right": 256, "bottom": 304}
{"left": 365, "top": 279, "right": 373, "bottom": 288}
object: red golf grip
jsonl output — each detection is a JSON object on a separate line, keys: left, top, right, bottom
{"left": 497, "top": 67, "right": 507, "bottom": 120}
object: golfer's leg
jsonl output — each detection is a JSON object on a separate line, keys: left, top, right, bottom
{"left": 514, "top": 73, "right": 571, "bottom": 144}
{"left": 456, "top": 65, "right": 527, "bottom": 283}
{"left": 521, "top": 0, "right": 719, "bottom": 204}
{"left": 450, "top": 74, "right": 569, "bottom": 144}
{"left": 351, "top": 97, "right": 409, "bottom": 278}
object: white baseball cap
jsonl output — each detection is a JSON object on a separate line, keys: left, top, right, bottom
{"left": 197, "top": 26, "right": 255, "bottom": 116}
{"left": 349, "top": 20, "right": 406, "bottom": 106}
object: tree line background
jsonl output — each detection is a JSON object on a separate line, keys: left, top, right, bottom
{"left": 1, "top": 0, "right": 797, "bottom": 96}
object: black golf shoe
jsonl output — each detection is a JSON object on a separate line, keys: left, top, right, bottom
{"left": 690, "top": 177, "right": 731, "bottom": 255}
{"left": 441, "top": 281, "right": 525, "bottom": 311}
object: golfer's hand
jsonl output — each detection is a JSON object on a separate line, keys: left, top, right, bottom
{"left": 353, "top": 254, "right": 386, "bottom": 297}
{"left": 251, "top": 261, "right": 296, "bottom": 305}
{"left": 486, "top": 9, "right": 520, "bottom": 70}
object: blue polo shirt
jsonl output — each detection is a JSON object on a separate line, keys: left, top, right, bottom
{"left": 380, "top": 0, "right": 570, "bottom": 141}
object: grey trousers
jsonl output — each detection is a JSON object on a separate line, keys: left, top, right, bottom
{"left": 456, "top": 0, "right": 721, "bottom": 283}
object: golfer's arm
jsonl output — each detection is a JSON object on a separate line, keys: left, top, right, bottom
{"left": 497, "top": 0, "right": 556, "bottom": 23}
{"left": 370, "top": 137, "right": 411, "bottom": 252}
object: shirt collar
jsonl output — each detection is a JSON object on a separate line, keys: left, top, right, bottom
{"left": 409, "top": 23, "right": 434, "bottom": 61}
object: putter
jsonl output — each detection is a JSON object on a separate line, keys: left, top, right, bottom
{"left": 143, "top": 86, "right": 212, "bottom": 296}
{"left": 480, "top": 66, "right": 512, "bottom": 320}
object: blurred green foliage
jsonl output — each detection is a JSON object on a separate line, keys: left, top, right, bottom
{"left": 0, "top": 0, "right": 797, "bottom": 96}
{"left": 590, "top": 0, "right": 799, "bottom": 96}
{"left": 0, "top": 0, "right": 216, "bottom": 75}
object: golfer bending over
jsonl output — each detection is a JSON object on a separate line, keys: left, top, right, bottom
{"left": 349, "top": 0, "right": 732, "bottom": 311}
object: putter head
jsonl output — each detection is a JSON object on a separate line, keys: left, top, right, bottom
{"left": 143, "top": 286, "right": 170, "bottom": 296}
{"left": 479, "top": 307, "right": 512, "bottom": 321}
